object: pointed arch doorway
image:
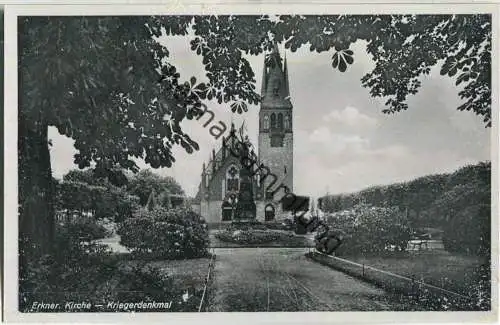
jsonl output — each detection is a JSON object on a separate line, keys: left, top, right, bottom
{"left": 221, "top": 201, "right": 233, "bottom": 221}
{"left": 265, "top": 204, "right": 275, "bottom": 221}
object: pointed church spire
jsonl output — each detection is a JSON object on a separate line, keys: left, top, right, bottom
{"left": 260, "top": 41, "right": 292, "bottom": 110}
{"left": 284, "top": 51, "right": 290, "bottom": 97}
{"left": 261, "top": 54, "right": 267, "bottom": 98}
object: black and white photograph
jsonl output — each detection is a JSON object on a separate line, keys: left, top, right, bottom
{"left": 3, "top": 3, "right": 498, "bottom": 323}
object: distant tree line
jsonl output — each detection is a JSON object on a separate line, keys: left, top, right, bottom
{"left": 319, "top": 161, "right": 491, "bottom": 256}
{"left": 53, "top": 168, "right": 185, "bottom": 223}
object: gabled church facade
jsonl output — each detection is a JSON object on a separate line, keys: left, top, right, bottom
{"left": 191, "top": 45, "right": 294, "bottom": 224}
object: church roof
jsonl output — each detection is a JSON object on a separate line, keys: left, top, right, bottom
{"left": 193, "top": 123, "right": 259, "bottom": 203}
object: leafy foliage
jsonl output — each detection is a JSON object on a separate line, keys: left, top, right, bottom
{"left": 20, "top": 15, "right": 491, "bottom": 175}
{"left": 325, "top": 204, "right": 411, "bottom": 256}
{"left": 63, "top": 169, "right": 98, "bottom": 184}
{"left": 63, "top": 167, "right": 130, "bottom": 187}
{"left": 57, "top": 169, "right": 140, "bottom": 222}
{"left": 56, "top": 218, "right": 111, "bottom": 242}
{"left": 117, "top": 207, "right": 210, "bottom": 259}
{"left": 20, "top": 16, "right": 202, "bottom": 174}
{"left": 275, "top": 15, "right": 491, "bottom": 125}
{"left": 320, "top": 163, "right": 489, "bottom": 224}
{"left": 58, "top": 181, "right": 107, "bottom": 214}
{"left": 320, "top": 162, "right": 491, "bottom": 256}
{"left": 188, "top": 14, "right": 491, "bottom": 125}
{"left": 127, "top": 169, "right": 184, "bottom": 206}
{"left": 19, "top": 228, "right": 116, "bottom": 310}
{"left": 432, "top": 163, "right": 491, "bottom": 256}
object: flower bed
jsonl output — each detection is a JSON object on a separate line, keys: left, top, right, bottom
{"left": 214, "top": 228, "right": 312, "bottom": 247}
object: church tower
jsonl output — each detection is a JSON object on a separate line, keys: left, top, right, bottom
{"left": 258, "top": 44, "right": 293, "bottom": 220}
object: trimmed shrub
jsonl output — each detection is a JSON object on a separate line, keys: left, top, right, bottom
{"left": 117, "top": 207, "right": 210, "bottom": 259}
{"left": 56, "top": 217, "right": 111, "bottom": 242}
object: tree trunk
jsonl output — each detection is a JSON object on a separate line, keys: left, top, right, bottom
{"left": 18, "top": 114, "right": 55, "bottom": 259}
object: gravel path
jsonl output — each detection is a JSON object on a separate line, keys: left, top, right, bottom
{"left": 208, "top": 248, "right": 412, "bottom": 311}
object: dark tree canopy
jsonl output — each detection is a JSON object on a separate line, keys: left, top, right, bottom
{"left": 127, "top": 169, "right": 185, "bottom": 206}
{"left": 57, "top": 169, "right": 141, "bottom": 222}
{"left": 20, "top": 14, "right": 491, "bottom": 174}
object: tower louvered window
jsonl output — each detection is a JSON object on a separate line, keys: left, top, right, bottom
{"left": 277, "top": 113, "right": 284, "bottom": 130}
{"left": 264, "top": 115, "right": 269, "bottom": 129}
{"left": 270, "top": 113, "right": 276, "bottom": 129}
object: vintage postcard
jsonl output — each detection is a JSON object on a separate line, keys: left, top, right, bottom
{"left": 2, "top": 2, "right": 499, "bottom": 324}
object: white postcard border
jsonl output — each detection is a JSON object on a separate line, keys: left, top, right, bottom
{"left": 3, "top": 2, "right": 499, "bottom": 324}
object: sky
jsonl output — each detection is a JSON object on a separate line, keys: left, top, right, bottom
{"left": 48, "top": 31, "right": 491, "bottom": 198}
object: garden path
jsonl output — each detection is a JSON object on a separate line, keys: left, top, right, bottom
{"left": 208, "top": 247, "right": 412, "bottom": 311}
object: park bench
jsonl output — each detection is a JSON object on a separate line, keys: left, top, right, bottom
{"left": 409, "top": 234, "right": 431, "bottom": 250}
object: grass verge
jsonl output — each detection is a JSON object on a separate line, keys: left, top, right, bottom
{"left": 307, "top": 249, "right": 490, "bottom": 311}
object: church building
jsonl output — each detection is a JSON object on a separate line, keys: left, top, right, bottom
{"left": 191, "top": 45, "right": 294, "bottom": 224}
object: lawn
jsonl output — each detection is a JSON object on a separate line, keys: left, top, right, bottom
{"left": 344, "top": 249, "right": 489, "bottom": 297}
{"left": 115, "top": 255, "right": 214, "bottom": 312}
{"left": 98, "top": 233, "right": 213, "bottom": 297}
{"left": 121, "top": 256, "right": 212, "bottom": 290}
{"left": 95, "top": 236, "right": 214, "bottom": 311}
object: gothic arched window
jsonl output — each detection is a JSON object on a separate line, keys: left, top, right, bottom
{"left": 277, "top": 113, "right": 284, "bottom": 130}
{"left": 270, "top": 113, "right": 276, "bottom": 129}
{"left": 284, "top": 115, "right": 290, "bottom": 130}
{"left": 263, "top": 115, "right": 269, "bottom": 130}
{"left": 226, "top": 165, "right": 239, "bottom": 192}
